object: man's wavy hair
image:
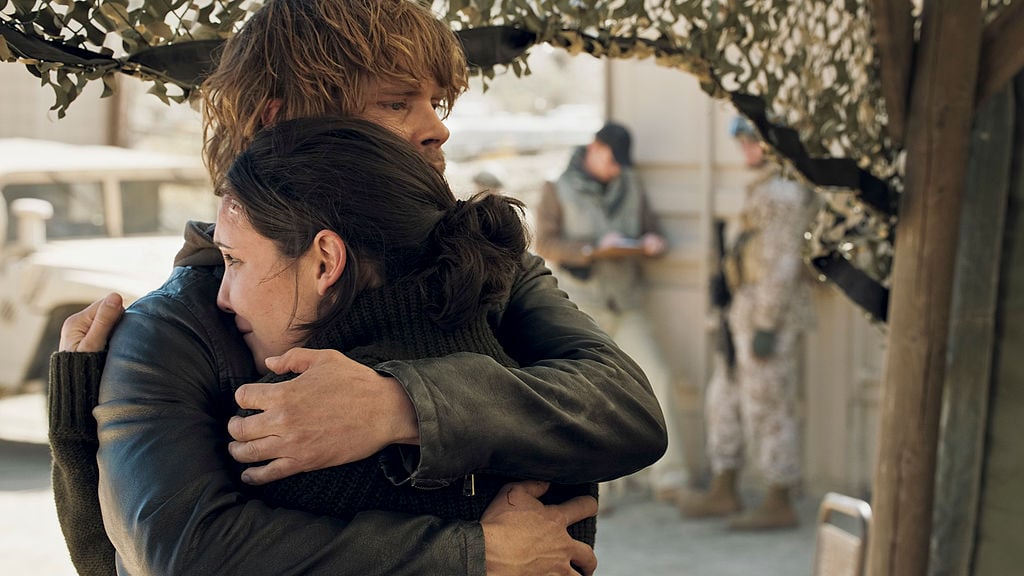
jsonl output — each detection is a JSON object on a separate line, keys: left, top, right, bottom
{"left": 201, "top": 0, "right": 468, "bottom": 186}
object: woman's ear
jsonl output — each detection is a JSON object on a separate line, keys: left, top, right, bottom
{"left": 312, "top": 230, "right": 346, "bottom": 296}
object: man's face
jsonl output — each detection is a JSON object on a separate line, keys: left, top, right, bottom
{"left": 214, "top": 198, "right": 321, "bottom": 374}
{"left": 355, "top": 78, "right": 451, "bottom": 173}
{"left": 738, "top": 138, "right": 765, "bottom": 168}
{"left": 583, "top": 140, "right": 622, "bottom": 183}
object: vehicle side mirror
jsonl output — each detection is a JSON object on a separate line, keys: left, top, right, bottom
{"left": 10, "top": 198, "right": 54, "bottom": 251}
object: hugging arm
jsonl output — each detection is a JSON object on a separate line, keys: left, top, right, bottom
{"left": 230, "top": 253, "right": 666, "bottom": 486}
{"left": 49, "top": 351, "right": 115, "bottom": 576}
{"left": 94, "top": 274, "right": 482, "bottom": 576}
{"left": 49, "top": 293, "right": 125, "bottom": 576}
{"left": 381, "top": 253, "right": 668, "bottom": 483}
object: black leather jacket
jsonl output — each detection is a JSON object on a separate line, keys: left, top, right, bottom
{"left": 94, "top": 222, "right": 667, "bottom": 575}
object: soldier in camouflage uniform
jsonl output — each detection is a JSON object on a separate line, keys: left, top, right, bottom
{"left": 677, "top": 117, "right": 816, "bottom": 530}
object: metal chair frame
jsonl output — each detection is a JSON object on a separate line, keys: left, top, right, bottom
{"left": 812, "top": 492, "right": 873, "bottom": 576}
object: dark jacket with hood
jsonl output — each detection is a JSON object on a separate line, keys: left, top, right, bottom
{"left": 49, "top": 222, "right": 663, "bottom": 575}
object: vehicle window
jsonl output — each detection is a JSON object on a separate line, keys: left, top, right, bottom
{"left": 121, "top": 180, "right": 214, "bottom": 235}
{"left": 3, "top": 182, "right": 105, "bottom": 240}
{"left": 120, "top": 181, "right": 161, "bottom": 234}
{"left": 3, "top": 179, "right": 214, "bottom": 241}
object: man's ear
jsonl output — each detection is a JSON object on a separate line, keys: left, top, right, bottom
{"left": 313, "top": 230, "right": 346, "bottom": 296}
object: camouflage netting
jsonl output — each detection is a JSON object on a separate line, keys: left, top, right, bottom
{"left": 0, "top": 0, "right": 1018, "bottom": 322}
{"left": 0, "top": 0, "right": 259, "bottom": 107}
{"left": 439, "top": 0, "right": 1015, "bottom": 323}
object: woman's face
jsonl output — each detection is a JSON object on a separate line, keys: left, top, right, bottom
{"left": 213, "top": 198, "right": 322, "bottom": 373}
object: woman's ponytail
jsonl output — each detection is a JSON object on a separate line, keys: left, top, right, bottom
{"left": 423, "top": 191, "right": 529, "bottom": 330}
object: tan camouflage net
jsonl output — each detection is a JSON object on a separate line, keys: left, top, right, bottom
{"left": 445, "top": 0, "right": 1013, "bottom": 321}
{"left": 0, "top": 0, "right": 256, "bottom": 108}
{"left": 1, "top": 0, "right": 1017, "bottom": 320}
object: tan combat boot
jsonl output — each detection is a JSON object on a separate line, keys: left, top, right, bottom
{"left": 675, "top": 469, "right": 743, "bottom": 518}
{"left": 727, "top": 485, "right": 798, "bottom": 530}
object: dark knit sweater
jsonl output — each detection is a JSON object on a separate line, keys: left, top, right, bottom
{"left": 245, "top": 280, "right": 598, "bottom": 545}
{"left": 48, "top": 351, "right": 116, "bottom": 576}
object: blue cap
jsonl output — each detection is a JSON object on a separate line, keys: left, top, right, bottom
{"left": 728, "top": 116, "right": 757, "bottom": 139}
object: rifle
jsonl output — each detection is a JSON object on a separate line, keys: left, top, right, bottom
{"left": 711, "top": 219, "right": 736, "bottom": 369}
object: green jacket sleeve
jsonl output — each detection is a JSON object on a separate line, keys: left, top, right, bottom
{"left": 380, "top": 253, "right": 668, "bottom": 484}
{"left": 48, "top": 351, "right": 115, "bottom": 576}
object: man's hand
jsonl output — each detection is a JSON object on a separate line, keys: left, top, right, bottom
{"left": 481, "top": 481, "right": 598, "bottom": 576}
{"left": 58, "top": 293, "right": 124, "bottom": 352}
{"left": 227, "top": 348, "right": 419, "bottom": 485}
{"left": 639, "top": 232, "right": 667, "bottom": 257}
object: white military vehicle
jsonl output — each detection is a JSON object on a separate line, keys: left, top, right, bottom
{"left": 0, "top": 138, "right": 214, "bottom": 393}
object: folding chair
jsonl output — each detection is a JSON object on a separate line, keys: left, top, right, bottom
{"left": 812, "top": 492, "right": 872, "bottom": 576}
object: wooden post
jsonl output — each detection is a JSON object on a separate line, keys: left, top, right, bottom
{"left": 868, "top": 0, "right": 914, "bottom": 145}
{"left": 976, "top": 1, "right": 1024, "bottom": 106}
{"left": 866, "top": 1, "right": 982, "bottom": 575}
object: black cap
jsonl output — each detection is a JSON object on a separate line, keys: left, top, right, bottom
{"left": 595, "top": 122, "right": 632, "bottom": 167}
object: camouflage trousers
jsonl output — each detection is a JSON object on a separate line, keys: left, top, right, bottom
{"left": 705, "top": 296, "right": 802, "bottom": 487}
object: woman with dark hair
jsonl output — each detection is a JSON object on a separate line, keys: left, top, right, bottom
{"left": 213, "top": 116, "right": 596, "bottom": 544}
{"left": 53, "top": 116, "right": 596, "bottom": 576}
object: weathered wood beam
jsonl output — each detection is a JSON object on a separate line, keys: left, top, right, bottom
{"left": 929, "top": 82, "right": 1014, "bottom": 576}
{"left": 866, "top": 0, "right": 982, "bottom": 575}
{"left": 976, "top": 0, "right": 1024, "bottom": 106}
{"left": 868, "top": 0, "right": 915, "bottom": 146}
